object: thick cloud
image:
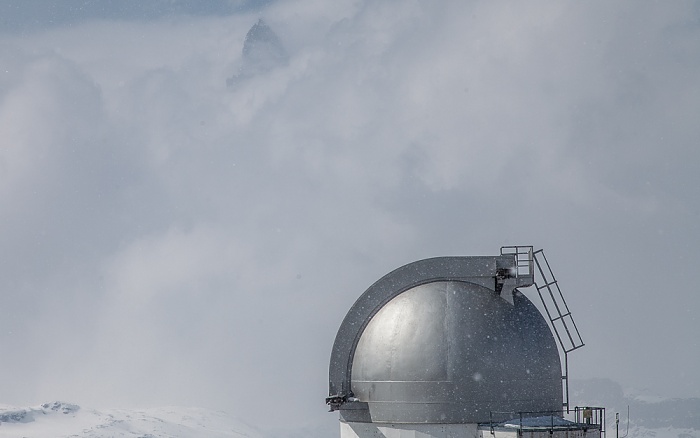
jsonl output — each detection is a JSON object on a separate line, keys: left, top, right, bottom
{"left": 0, "top": 0, "right": 698, "bottom": 433}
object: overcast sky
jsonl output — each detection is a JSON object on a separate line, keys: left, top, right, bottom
{"left": 0, "top": 0, "right": 699, "bottom": 434}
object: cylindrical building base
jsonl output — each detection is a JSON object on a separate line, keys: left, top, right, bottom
{"left": 340, "top": 421, "right": 478, "bottom": 438}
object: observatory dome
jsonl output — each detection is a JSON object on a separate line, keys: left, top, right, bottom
{"left": 328, "top": 255, "right": 564, "bottom": 425}
{"left": 350, "top": 280, "right": 562, "bottom": 423}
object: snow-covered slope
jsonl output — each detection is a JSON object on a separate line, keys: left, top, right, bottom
{"left": 0, "top": 401, "right": 262, "bottom": 438}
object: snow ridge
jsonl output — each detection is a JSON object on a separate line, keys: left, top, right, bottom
{"left": 0, "top": 401, "right": 79, "bottom": 424}
{"left": 0, "top": 402, "right": 261, "bottom": 438}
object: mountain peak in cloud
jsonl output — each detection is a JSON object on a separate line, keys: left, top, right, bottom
{"left": 228, "top": 18, "right": 288, "bottom": 86}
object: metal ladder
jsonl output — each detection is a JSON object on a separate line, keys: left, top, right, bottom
{"left": 501, "top": 246, "right": 585, "bottom": 413}
{"left": 533, "top": 249, "right": 584, "bottom": 412}
{"left": 532, "top": 249, "right": 584, "bottom": 354}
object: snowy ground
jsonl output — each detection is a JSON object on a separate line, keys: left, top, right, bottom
{"left": 0, "top": 401, "right": 262, "bottom": 438}
{"left": 621, "top": 426, "right": 699, "bottom": 438}
{"left": 0, "top": 397, "right": 697, "bottom": 438}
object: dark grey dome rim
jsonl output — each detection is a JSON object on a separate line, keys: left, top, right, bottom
{"left": 327, "top": 254, "right": 531, "bottom": 407}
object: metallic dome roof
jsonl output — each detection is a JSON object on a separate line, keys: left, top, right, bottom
{"left": 328, "top": 255, "right": 563, "bottom": 424}
{"left": 352, "top": 281, "right": 562, "bottom": 423}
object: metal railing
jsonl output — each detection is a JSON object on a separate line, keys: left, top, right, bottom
{"left": 487, "top": 408, "right": 605, "bottom": 437}
{"left": 501, "top": 246, "right": 534, "bottom": 278}
{"left": 575, "top": 406, "right": 606, "bottom": 436}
